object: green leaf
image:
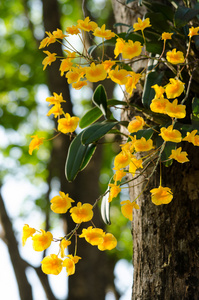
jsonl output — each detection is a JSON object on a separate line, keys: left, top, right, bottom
{"left": 107, "top": 99, "right": 127, "bottom": 106}
{"left": 142, "top": 68, "right": 164, "bottom": 108}
{"left": 81, "top": 121, "right": 118, "bottom": 145}
{"left": 143, "top": 1, "right": 174, "bottom": 21}
{"left": 80, "top": 144, "right": 97, "bottom": 171}
{"left": 88, "top": 45, "right": 98, "bottom": 56}
{"left": 175, "top": 6, "right": 199, "bottom": 28}
{"left": 113, "top": 23, "right": 131, "bottom": 28}
{"left": 146, "top": 41, "right": 162, "bottom": 55}
{"left": 92, "top": 84, "right": 108, "bottom": 117}
{"left": 156, "top": 136, "right": 176, "bottom": 167}
{"left": 134, "top": 127, "right": 155, "bottom": 140}
{"left": 145, "top": 12, "right": 170, "bottom": 33}
{"left": 101, "top": 190, "right": 111, "bottom": 225}
{"left": 79, "top": 106, "right": 103, "bottom": 129}
{"left": 192, "top": 97, "right": 199, "bottom": 129}
{"left": 65, "top": 131, "right": 88, "bottom": 182}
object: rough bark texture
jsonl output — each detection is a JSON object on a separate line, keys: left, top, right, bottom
{"left": 111, "top": 1, "right": 199, "bottom": 299}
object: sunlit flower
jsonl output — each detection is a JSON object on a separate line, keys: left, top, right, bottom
{"left": 121, "top": 135, "right": 137, "bottom": 153}
{"left": 59, "top": 58, "right": 73, "bottom": 76}
{"left": 39, "top": 37, "right": 51, "bottom": 49}
{"left": 63, "top": 255, "right": 81, "bottom": 276}
{"left": 41, "top": 254, "right": 63, "bottom": 275}
{"left": 133, "top": 18, "right": 151, "bottom": 32}
{"left": 114, "top": 38, "right": 125, "bottom": 58}
{"left": 50, "top": 191, "right": 75, "bottom": 214}
{"left": 109, "top": 66, "right": 128, "bottom": 85}
{"left": 58, "top": 113, "right": 79, "bottom": 134}
{"left": 77, "top": 17, "right": 98, "bottom": 32}
{"left": 165, "top": 99, "right": 186, "bottom": 119}
{"left": 122, "top": 40, "right": 142, "bottom": 59}
{"left": 47, "top": 103, "right": 64, "bottom": 118}
{"left": 46, "top": 92, "right": 66, "bottom": 106}
{"left": 125, "top": 72, "right": 141, "bottom": 95}
{"left": 42, "top": 51, "right": 57, "bottom": 70}
{"left": 70, "top": 202, "right": 93, "bottom": 223}
{"left": 60, "top": 239, "right": 71, "bottom": 258}
{"left": 161, "top": 32, "right": 173, "bottom": 40}
{"left": 166, "top": 49, "right": 185, "bottom": 64}
{"left": 93, "top": 24, "right": 115, "bottom": 39}
{"left": 102, "top": 60, "right": 116, "bottom": 72}
{"left": 169, "top": 147, "right": 189, "bottom": 163}
{"left": 32, "top": 229, "right": 53, "bottom": 251}
{"left": 66, "top": 25, "right": 80, "bottom": 35}
{"left": 165, "top": 78, "right": 184, "bottom": 99}
{"left": 29, "top": 135, "right": 45, "bottom": 155}
{"left": 52, "top": 28, "right": 67, "bottom": 39}
{"left": 114, "top": 150, "right": 132, "bottom": 169}
{"left": 39, "top": 31, "right": 57, "bottom": 49}
{"left": 85, "top": 62, "right": 107, "bottom": 82}
{"left": 22, "top": 224, "right": 36, "bottom": 246}
{"left": 113, "top": 169, "right": 126, "bottom": 182}
{"left": 159, "top": 125, "right": 182, "bottom": 143}
{"left": 150, "top": 97, "right": 169, "bottom": 114}
{"left": 120, "top": 200, "right": 139, "bottom": 221}
{"left": 188, "top": 26, "right": 199, "bottom": 38}
{"left": 98, "top": 233, "right": 117, "bottom": 251}
{"left": 150, "top": 186, "right": 173, "bottom": 205}
{"left": 182, "top": 130, "right": 198, "bottom": 143}
{"left": 79, "top": 226, "right": 105, "bottom": 245}
{"left": 152, "top": 84, "right": 165, "bottom": 99}
{"left": 65, "top": 68, "right": 84, "bottom": 84}
{"left": 129, "top": 157, "right": 143, "bottom": 176}
{"left": 193, "top": 135, "right": 199, "bottom": 146}
{"left": 72, "top": 80, "right": 87, "bottom": 89}
{"left": 43, "top": 32, "right": 56, "bottom": 46}
{"left": 134, "top": 137, "right": 154, "bottom": 152}
{"left": 108, "top": 183, "right": 121, "bottom": 202}
{"left": 127, "top": 116, "right": 145, "bottom": 133}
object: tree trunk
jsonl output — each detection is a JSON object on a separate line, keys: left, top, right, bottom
{"left": 111, "top": 1, "right": 199, "bottom": 299}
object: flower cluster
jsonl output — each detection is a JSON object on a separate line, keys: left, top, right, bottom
{"left": 25, "top": 15, "right": 199, "bottom": 276}
{"left": 22, "top": 191, "right": 117, "bottom": 276}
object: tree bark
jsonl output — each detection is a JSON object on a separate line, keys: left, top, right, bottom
{"left": 111, "top": 1, "right": 199, "bottom": 299}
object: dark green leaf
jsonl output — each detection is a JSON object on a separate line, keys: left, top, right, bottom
{"left": 81, "top": 121, "right": 118, "bottom": 145}
{"left": 80, "top": 144, "right": 97, "bottom": 171}
{"left": 145, "top": 12, "right": 170, "bottom": 33}
{"left": 192, "top": 97, "right": 199, "bottom": 129}
{"left": 175, "top": 6, "right": 199, "bottom": 28}
{"left": 142, "top": 69, "right": 164, "bottom": 108}
{"left": 79, "top": 106, "right": 103, "bottom": 129}
{"left": 88, "top": 45, "right": 98, "bottom": 55}
{"left": 92, "top": 84, "right": 108, "bottom": 117}
{"left": 65, "top": 131, "right": 88, "bottom": 182}
{"left": 113, "top": 23, "right": 131, "bottom": 28}
{"left": 143, "top": 1, "right": 174, "bottom": 21}
{"left": 156, "top": 136, "right": 176, "bottom": 167}
{"left": 108, "top": 99, "right": 127, "bottom": 106}
{"left": 127, "top": 26, "right": 134, "bottom": 34}
{"left": 134, "top": 127, "right": 155, "bottom": 140}
{"left": 146, "top": 41, "right": 162, "bottom": 55}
